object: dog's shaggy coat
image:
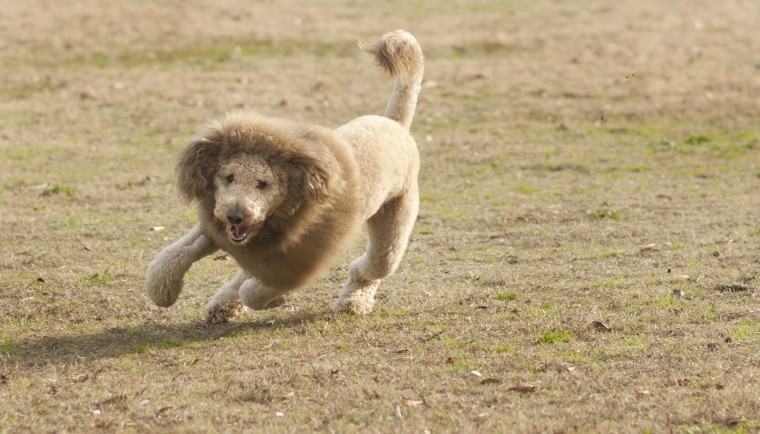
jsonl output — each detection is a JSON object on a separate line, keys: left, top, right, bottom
{"left": 145, "top": 30, "right": 424, "bottom": 323}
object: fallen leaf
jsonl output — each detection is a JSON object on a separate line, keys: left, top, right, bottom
{"left": 446, "top": 357, "right": 455, "bottom": 365}
{"left": 470, "top": 370, "right": 482, "bottom": 377}
{"left": 156, "top": 406, "right": 172, "bottom": 416}
{"left": 591, "top": 321, "right": 612, "bottom": 332}
{"left": 727, "top": 418, "right": 747, "bottom": 427}
{"left": 507, "top": 384, "right": 535, "bottom": 393}
{"left": 423, "top": 330, "right": 445, "bottom": 342}
{"left": 405, "top": 399, "right": 426, "bottom": 407}
{"left": 394, "top": 405, "right": 403, "bottom": 419}
{"left": 637, "top": 390, "right": 651, "bottom": 396}
{"left": 716, "top": 284, "right": 750, "bottom": 293}
{"left": 72, "top": 373, "right": 89, "bottom": 383}
{"left": 92, "top": 366, "right": 109, "bottom": 379}
{"left": 638, "top": 243, "right": 658, "bottom": 254}
{"left": 96, "top": 392, "right": 127, "bottom": 408}
{"left": 715, "top": 384, "right": 726, "bottom": 390}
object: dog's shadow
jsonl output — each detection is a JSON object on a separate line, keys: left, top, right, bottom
{"left": 4, "top": 310, "right": 323, "bottom": 368}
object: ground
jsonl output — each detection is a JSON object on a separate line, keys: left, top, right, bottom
{"left": 1, "top": 0, "right": 759, "bottom": 432}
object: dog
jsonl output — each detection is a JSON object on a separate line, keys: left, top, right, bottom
{"left": 145, "top": 30, "right": 424, "bottom": 324}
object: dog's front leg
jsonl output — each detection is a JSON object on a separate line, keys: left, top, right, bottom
{"left": 204, "top": 268, "right": 249, "bottom": 324}
{"left": 145, "top": 223, "right": 218, "bottom": 307}
{"left": 238, "top": 278, "right": 286, "bottom": 311}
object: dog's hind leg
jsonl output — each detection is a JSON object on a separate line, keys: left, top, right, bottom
{"left": 145, "top": 223, "right": 218, "bottom": 307}
{"left": 204, "top": 268, "right": 249, "bottom": 324}
{"left": 334, "top": 187, "right": 419, "bottom": 315}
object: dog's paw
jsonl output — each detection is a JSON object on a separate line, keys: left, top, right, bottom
{"left": 204, "top": 297, "right": 245, "bottom": 325}
{"left": 334, "top": 281, "right": 379, "bottom": 315}
{"left": 144, "top": 264, "right": 183, "bottom": 308}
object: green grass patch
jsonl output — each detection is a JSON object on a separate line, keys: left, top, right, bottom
{"left": 684, "top": 134, "right": 710, "bottom": 146}
{"left": 493, "top": 343, "right": 516, "bottom": 353}
{"left": 623, "top": 335, "right": 647, "bottom": 349}
{"left": 728, "top": 318, "right": 758, "bottom": 342}
{"left": 133, "top": 344, "right": 150, "bottom": 354}
{"left": 624, "top": 165, "right": 651, "bottom": 173}
{"left": 593, "top": 209, "right": 620, "bottom": 220}
{"left": 391, "top": 309, "right": 412, "bottom": 318}
{"left": 63, "top": 38, "right": 353, "bottom": 70}
{"left": 515, "top": 182, "right": 539, "bottom": 196}
{"left": 493, "top": 291, "right": 519, "bottom": 301}
{"left": 42, "top": 184, "right": 75, "bottom": 196}
{"left": 537, "top": 329, "right": 572, "bottom": 344}
{"left": 435, "top": 206, "right": 469, "bottom": 220}
{"left": 0, "top": 335, "right": 16, "bottom": 356}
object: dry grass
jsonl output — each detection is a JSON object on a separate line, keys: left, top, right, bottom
{"left": 1, "top": 0, "right": 759, "bottom": 432}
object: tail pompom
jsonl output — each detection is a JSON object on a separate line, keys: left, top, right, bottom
{"left": 362, "top": 30, "right": 424, "bottom": 130}
{"left": 361, "top": 30, "right": 424, "bottom": 85}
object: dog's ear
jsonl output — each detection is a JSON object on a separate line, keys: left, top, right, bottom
{"left": 290, "top": 153, "right": 332, "bottom": 202}
{"left": 176, "top": 132, "right": 221, "bottom": 202}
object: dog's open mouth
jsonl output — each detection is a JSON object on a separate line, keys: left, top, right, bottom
{"left": 229, "top": 224, "right": 253, "bottom": 244}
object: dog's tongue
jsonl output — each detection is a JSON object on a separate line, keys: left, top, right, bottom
{"left": 232, "top": 224, "right": 250, "bottom": 240}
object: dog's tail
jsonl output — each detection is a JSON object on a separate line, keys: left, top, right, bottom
{"left": 362, "top": 30, "right": 424, "bottom": 131}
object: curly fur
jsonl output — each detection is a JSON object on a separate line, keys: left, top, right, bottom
{"left": 145, "top": 30, "right": 424, "bottom": 323}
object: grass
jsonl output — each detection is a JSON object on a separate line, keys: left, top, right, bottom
{"left": 537, "top": 329, "right": 573, "bottom": 344}
{"left": 593, "top": 209, "right": 620, "bottom": 220}
{"left": 1, "top": 0, "right": 760, "bottom": 433}
{"left": 493, "top": 291, "right": 519, "bottom": 301}
{"left": 42, "top": 184, "right": 75, "bottom": 196}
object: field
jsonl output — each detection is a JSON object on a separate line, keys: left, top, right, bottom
{"left": 1, "top": 0, "right": 759, "bottom": 432}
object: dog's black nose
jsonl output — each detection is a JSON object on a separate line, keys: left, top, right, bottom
{"left": 226, "top": 209, "right": 244, "bottom": 225}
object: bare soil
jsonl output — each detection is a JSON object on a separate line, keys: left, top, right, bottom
{"left": 1, "top": 1, "right": 759, "bottom": 432}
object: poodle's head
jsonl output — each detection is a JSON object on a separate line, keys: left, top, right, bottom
{"left": 175, "top": 114, "right": 333, "bottom": 246}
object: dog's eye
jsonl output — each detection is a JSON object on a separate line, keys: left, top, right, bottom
{"left": 225, "top": 174, "right": 235, "bottom": 184}
{"left": 256, "top": 180, "right": 268, "bottom": 189}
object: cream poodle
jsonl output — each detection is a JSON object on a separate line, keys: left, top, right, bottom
{"left": 145, "top": 30, "right": 424, "bottom": 324}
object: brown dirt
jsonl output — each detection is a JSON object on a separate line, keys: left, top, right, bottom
{"left": 1, "top": 1, "right": 759, "bottom": 432}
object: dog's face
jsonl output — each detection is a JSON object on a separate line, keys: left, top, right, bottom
{"left": 212, "top": 153, "right": 289, "bottom": 245}
{"left": 175, "top": 116, "right": 336, "bottom": 247}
